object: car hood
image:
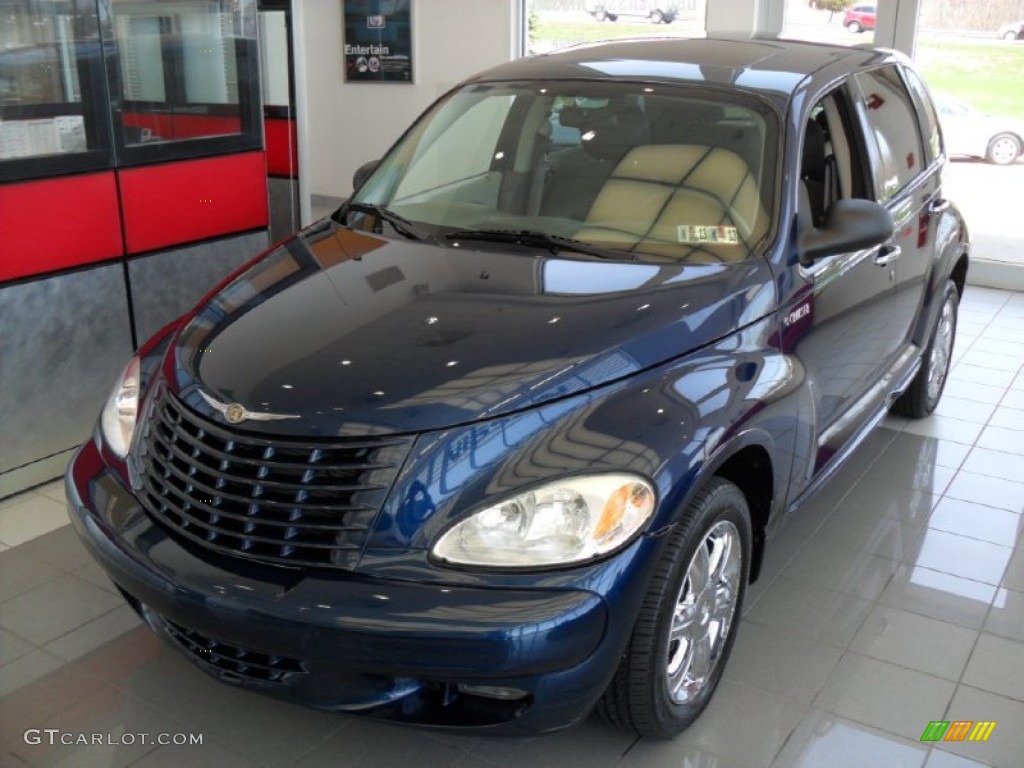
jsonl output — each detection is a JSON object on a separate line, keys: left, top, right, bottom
{"left": 166, "top": 221, "right": 775, "bottom": 437}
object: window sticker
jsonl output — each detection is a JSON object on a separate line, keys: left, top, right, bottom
{"left": 677, "top": 225, "right": 740, "bottom": 245}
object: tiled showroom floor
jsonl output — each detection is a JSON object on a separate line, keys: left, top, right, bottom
{"left": 2, "top": 285, "right": 1023, "bottom": 768}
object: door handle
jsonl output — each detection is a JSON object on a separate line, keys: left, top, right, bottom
{"left": 874, "top": 245, "right": 902, "bottom": 266}
{"left": 929, "top": 198, "right": 951, "bottom": 214}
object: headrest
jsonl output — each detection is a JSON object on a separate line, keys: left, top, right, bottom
{"left": 802, "top": 119, "right": 825, "bottom": 180}
{"left": 649, "top": 102, "right": 726, "bottom": 143}
{"left": 579, "top": 106, "right": 650, "bottom": 162}
{"left": 557, "top": 105, "right": 588, "bottom": 129}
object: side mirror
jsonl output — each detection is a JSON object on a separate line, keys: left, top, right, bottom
{"left": 798, "top": 199, "right": 894, "bottom": 265}
{"left": 352, "top": 159, "right": 379, "bottom": 191}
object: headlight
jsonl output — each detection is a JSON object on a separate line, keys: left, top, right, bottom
{"left": 432, "top": 473, "right": 656, "bottom": 568}
{"left": 100, "top": 356, "right": 141, "bottom": 458}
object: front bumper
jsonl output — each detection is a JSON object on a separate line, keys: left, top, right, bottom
{"left": 67, "top": 440, "right": 657, "bottom": 733}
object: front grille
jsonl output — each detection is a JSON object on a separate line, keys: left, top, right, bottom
{"left": 163, "top": 618, "right": 306, "bottom": 684}
{"left": 136, "top": 388, "right": 411, "bottom": 569}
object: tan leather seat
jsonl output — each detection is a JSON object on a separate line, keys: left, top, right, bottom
{"left": 575, "top": 145, "right": 768, "bottom": 263}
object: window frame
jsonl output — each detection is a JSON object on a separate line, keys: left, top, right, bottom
{"left": 0, "top": 1, "right": 116, "bottom": 183}
{"left": 104, "top": 0, "right": 263, "bottom": 168}
{"left": 0, "top": 0, "right": 262, "bottom": 183}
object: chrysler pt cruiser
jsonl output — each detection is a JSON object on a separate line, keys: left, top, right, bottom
{"left": 68, "top": 38, "right": 969, "bottom": 736}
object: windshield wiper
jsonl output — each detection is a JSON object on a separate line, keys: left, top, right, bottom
{"left": 444, "top": 229, "right": 621, "bottom": 260}
{"left": 336, "top": 202, "right": 433, "bottom": 242}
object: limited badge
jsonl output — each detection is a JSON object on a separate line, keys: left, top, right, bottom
{"left": 677, "top": 225, "right": 740, "bottom": 245}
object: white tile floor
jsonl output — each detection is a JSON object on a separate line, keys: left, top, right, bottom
{"left": 0, "top": 285, "right": 1022, "bottom": 767}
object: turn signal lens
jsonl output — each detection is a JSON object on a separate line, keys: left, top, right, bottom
{"left": 595, "top": 482, "right": 655, "bottom": 543}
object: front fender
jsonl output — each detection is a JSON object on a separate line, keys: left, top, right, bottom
{"left": 360, "top": 314, "right": 799, "bottom": 584}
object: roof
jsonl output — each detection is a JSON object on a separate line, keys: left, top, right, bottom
{"left": 469, "top": 37, "right": 896, "bottom": 105}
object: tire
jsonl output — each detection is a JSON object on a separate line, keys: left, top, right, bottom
{"left": 593, "top": 9, "right": 607, "bottom": 21}
{"left": 891, "top": 280, "right": 958, "bottom": 418}
{"left": 608, "top": 13, "right": 618, "bottom": 22}
{"left": 1004, "top": 31, "right": 1017, "bottom": 41}
{"left": 848, "top": 20, "right": 862, "bottom": 33}
{"left": 596, "top": 478, "right": 751, "bottom": 737}
{"left": 986, "top": 133, "right": 1021, "bottom": 165}
{"left": 650, "top": 10, "right": 664, "bottom": 24}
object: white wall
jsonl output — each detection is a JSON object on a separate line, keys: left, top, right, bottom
{"left": 705, "top": 0, "right": 784, "bottom": 37}
{"left": 294, "top": 0, "right": 519, "bottom": 222}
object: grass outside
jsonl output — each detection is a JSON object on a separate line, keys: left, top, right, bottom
{"left": 530, "top": 20, "right": 1024, "bottom": 119}
{"left": 916, "top": 40, "right": 1024, "bottom": 119}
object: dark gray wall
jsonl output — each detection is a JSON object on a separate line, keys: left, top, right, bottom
{"left": 0, "top": 264, "right": 133, "bottom": 480}
{"left": 268, "top": 177, "right": 301, "bottom": 245}
{"left": 1, "top": 229, "right": 269, "bottom": 499}
{"left": 129, "top": 231, "right": 269, "bottom": 343}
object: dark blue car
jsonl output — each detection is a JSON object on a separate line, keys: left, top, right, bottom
{"left": 67, "top": 37, "right": 968, "bottom": 737}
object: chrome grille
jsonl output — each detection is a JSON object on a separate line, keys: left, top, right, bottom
{"left": 136, "top": 388, "right": 411, "bottom": 569}
{"left": 163, "top": 617, "right": 306, "bottom": 684}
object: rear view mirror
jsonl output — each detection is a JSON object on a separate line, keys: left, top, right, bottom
{"left": 353, "top": 160, "right": 379, "bottom": 192}
{"left": 799, "top": 199, "right": 894, "bottom": 265}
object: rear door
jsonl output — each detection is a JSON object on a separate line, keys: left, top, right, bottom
{"left": 850, "top": 66, "right": 940, "bottom": 368}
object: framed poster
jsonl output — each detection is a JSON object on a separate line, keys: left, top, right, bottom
{"left": 343, "top": 0, "right": 413, "bottom": 83}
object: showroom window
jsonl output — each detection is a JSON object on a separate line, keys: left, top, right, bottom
{"left": 524, "top": 1, "right": 707, "bottom": 56}
{"left": 109, "top": 0, "right": 261, "bottom": 164}
{"left": 1, "top": 0, "right": 260, "bottom": 180}
{"left": 0, "top": 0, "right": 114, "bottom": 181}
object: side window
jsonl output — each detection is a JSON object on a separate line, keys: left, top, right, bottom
{"left": 799, "top": 87, "right": 871, "bottom": 228}
{"left": 394, "top": 94, "right": 514, "bottom": 201}
{"left": 902, "top": 67, "right": 943, "bottom": 164}
{"left": 852, "top": 67, "right": 926, "bottom": 201}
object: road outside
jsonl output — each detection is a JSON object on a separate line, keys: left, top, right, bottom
{"left": 945, "top": 159, "right": 1024, "bottom": 267}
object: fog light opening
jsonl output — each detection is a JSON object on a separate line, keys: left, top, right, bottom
{"left": 456, "top": 684, "right": 529, "bottom": 701}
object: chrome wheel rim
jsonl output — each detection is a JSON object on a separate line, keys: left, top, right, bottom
{"left": 990, "top": 137, "right": 1019, "bottom": 165}
{"left": 665, "top": 520, "right": 742, "bottom": 704}
{"left": 927, "top": 297, "right": 955, "bottom": 403}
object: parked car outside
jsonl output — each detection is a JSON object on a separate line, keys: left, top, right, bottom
{"left": 997, "top": 20, "right": 1024, "bottom": 40}
{"left": 68, "top": 38, "right": 969, "bottom": 738}
{"left": 843, "top": 4, "right": 876, "bottom": 33}
{"left": 935, "top": 92, "right": 1024, "bottom": 165}
{"left": 585, "top": 0, "right": 679, "bottom": 24}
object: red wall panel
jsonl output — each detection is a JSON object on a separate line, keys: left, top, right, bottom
{"left": 0, "top": 172, "right": 123, "bottom": 282}
{"left": 264, "top": 118, "right": 298, "bottom": 177}
{"left": 119, "top": 152, "right": 269, "bottom": 254}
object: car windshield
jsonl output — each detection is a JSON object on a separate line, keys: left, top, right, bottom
{"left": 350, "top": 80, "right": 778, "bottom": 264}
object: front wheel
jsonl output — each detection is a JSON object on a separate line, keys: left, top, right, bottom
{"left": 847, "top": 20, "right": 863, "bottom": 33}
{"left": 650, "top": 9, "right": 664, "bottom": 24}
{"left": 592, "top": 9, "right": 607, "bottom": 21}
{"left": 597, "top": 478, "right": 751, "bottom": 737}
{"left": 986, "top": 133, "right": 1021, "bottom": 165}
{"left": 892, "top": 280, "right": 958, "bottom": 418}
{"left": 1004, "top": 31, "right": 1018, "bottom": 40}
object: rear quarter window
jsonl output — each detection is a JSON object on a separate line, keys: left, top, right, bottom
{"left": 901, "top": 67, "right": 943, "bottom": 164}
